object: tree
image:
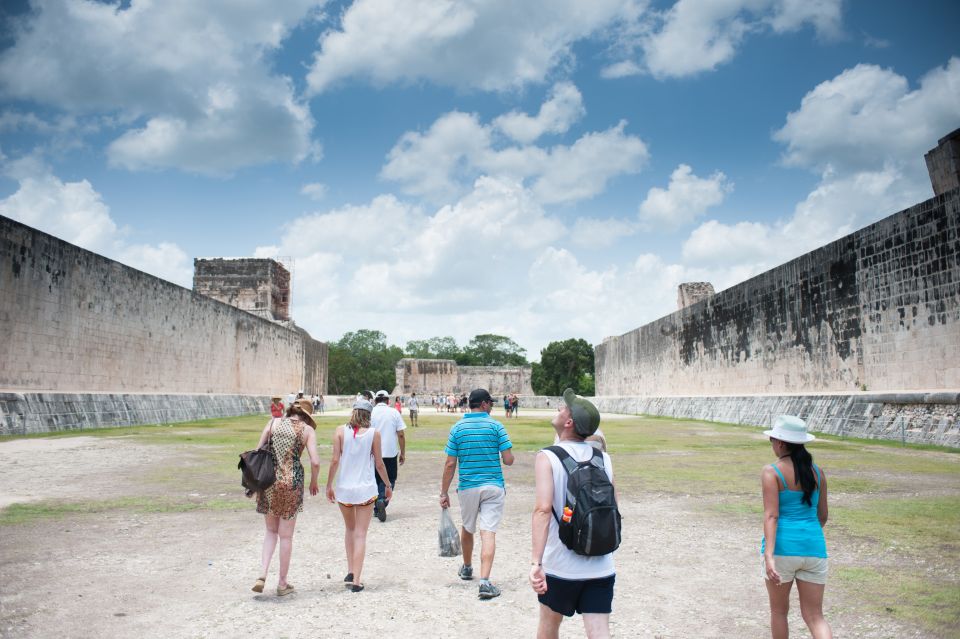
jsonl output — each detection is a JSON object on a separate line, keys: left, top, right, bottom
{"left": 328, "top": 329, "right": 404, "bottom": 394}
{"left": 460, "top": 334, "right": 528, "bottom": 366}
{"left": 531, "top": 338, "right": 595, "bottom": 396}
{"left": 405, "top": 336, "right": 462, "bottom": 360}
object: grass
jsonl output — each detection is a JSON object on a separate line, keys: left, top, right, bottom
{"left": 0, "top": 495, "right": 247, "bottom": 525}
{"left": 834, "top": 566, "right": 960, "bottom": 635}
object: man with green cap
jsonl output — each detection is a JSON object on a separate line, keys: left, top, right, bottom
{"left": 529, "top": 388, "right": 617, "bottom": 638}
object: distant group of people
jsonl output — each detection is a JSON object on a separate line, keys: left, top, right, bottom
{"left": 270, "top": 391, "right": 324, "bottom": 420}
{"left": 503, "top": 392, "right": 520, "bottom": 417}
{"left": 251, "top": 390, "right": 832, "bottom": 639}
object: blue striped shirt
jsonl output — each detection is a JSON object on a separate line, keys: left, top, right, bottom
{"left": 445, "top": 412, "right": 512, "bottom": 490}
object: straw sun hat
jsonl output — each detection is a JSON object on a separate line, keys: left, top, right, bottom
{"left": 763, "top": 415, "right": 816, "bottom": 443}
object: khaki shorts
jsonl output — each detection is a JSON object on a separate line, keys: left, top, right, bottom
{"left": 457, "top": 485, "right": 505, "bottom": 533}
{"left": 763, "top": 556, "right": 828, "bottom": 585}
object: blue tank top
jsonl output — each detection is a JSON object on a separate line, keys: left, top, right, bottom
{"left": 760, "top": 464, "right": 827, "bottom": 558}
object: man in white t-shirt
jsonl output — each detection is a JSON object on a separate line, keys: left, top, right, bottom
{"left": 530, "top": 389, "right": 616, "bottom": 638}
{"left": 408, "top": 392, "right": 419, "bottom": 427}
{"left": 371, "top": 390, "right": 406, "bottom": 522}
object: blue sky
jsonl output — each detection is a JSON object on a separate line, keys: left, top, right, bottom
{"left": 1, "top": 0, "right": 958, "bottom": 359}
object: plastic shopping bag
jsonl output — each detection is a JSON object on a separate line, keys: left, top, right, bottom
{"left": 438, "top": 508, "right": 462, "bottom": 557}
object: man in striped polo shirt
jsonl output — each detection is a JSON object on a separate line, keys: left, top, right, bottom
{"left": 439, "top": 388, "right": 514, "bottom": 599}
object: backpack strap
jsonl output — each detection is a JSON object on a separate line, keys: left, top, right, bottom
{"left": 544, "top": 445, "right": 583, "bottom": 524}
{"left": 588, "top": 446, "right": 605, "bottom": 469}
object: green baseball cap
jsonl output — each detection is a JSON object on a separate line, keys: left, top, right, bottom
{"left": 563, "top": 388, "right": 600, "bottom": 437}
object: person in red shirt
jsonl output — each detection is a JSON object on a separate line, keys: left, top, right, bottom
{"left": 270, "top": 396, "right": 284, "bottom": 418}
{"left": 394, "top": 397, "right": 403, "bottom": 412}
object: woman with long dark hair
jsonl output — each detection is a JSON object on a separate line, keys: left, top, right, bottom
{"left": 325, "top": 398, "right": 393, "bottom": 592}
{"left": 761, "top": 415, "right": 832, "bottom": 639}
{"left": 252, "top": 398, "right": 320, "bottom": 596}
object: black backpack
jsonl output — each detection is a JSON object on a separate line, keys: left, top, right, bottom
{"left": 546, "top": 445, "right": 622, "bottom": 556}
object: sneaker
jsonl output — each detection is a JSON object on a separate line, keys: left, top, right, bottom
{"left": 457, "top": 564, "right": 473, "bottom": 580}
{"left": 478, "top": 582, "right": 501, "bottom": 600}
{"left": 374, "top": 498, "right": 386, "bottom": 522}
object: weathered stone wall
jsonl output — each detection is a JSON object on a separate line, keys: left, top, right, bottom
{"left": 193, "top": 257, "right": 290, "bottom": 321}
{"left": 925, "top": 128, "right": 960, "bottom": 197}
{"left": 0, "top": 392, "right": 272, "bottom": 436}
{"left": 392, "top": 358, "right": 534, "bottom": 396}
{"left": 596, "top": 189, "right": 960, "bottom": 396}
{"left": 0, "top": 216, "right": 326, "bottom": 400}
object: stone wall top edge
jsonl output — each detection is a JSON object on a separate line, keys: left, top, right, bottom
{"left": 597, "top": 188, "right": 959, "bottom": 344}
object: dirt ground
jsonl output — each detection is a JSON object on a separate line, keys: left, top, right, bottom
{"left": 0, "top": 417, "right": 942, "bottom": 639}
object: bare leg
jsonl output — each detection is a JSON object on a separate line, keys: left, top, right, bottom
{"left": 797, "top": 580, "right": 833, "bottom": 639}
{"left": 537, "top": 604, "right": 563, "bottom": 639}
{"left": 277, "top": 516, "right": 297, "bottom": 589}
{"left": 350, "top": 503, "right": 374, "bottom": 585}
{"left": 339, "top": 503, "right": 357, "bottom": 575}
{"left": 260, "top": 515, "right": 279, "bottom": 579}
{"left": 479, "top": 530, "right": 496, "bottom": 580}
{"left": 461, "top": 528, "right": 474, "bottom": 568}
{"left": 765, "top": 577, "right": 793, "bottom": 639}
{"left": 582, "top": 613, "right": 611, "bottom": 639}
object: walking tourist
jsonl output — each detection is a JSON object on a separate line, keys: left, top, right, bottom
{"left": 371, "top": 390, "right": 406, "bottom": 522}
{"left": 439, "top": 388, "right": 514, "bottom": 599}
{"left": 251, "top": 398, "right": 320, "bottom": 597}
{"left": 394, "top": 396, "right": 403, "bottom": 412}
{"left": 761, "top": 415, "right": 832, "bottom": 639}
{"left": 325, "top": 398, "right": 393, "bottom": 592}
{"left": 408, "top": 392, "right": 419, "bottom": 427}
{"left": 503, "top": 395, "right": 511, "bottom": 418}
{"left": 530, "top": 389, "right": 617, "bottom": 637}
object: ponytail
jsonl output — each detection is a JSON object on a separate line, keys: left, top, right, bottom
{"left": 785, "top": 442, "right": 817, "bottom": 506}
{"left": 348, "top": 408, "right": 371, "bottom": 438}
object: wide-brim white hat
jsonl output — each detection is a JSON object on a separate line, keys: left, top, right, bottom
{"left": 763, "top": 415, "right": 816, "bottom": 443}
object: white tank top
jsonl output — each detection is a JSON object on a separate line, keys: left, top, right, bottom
{"left": 334, "top": 426, "right": 377, "bottom": 504}
{"left": 541, "top": 441, "right": 616, "bottom": 580}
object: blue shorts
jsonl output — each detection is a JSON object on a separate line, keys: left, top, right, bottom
{"left": 538, "top": 574, "right": 615, "bottom": 617}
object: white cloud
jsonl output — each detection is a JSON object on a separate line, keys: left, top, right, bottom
{"left": 774, "top": 57, "right": 960, "bottom": 172}
{"left": 493, "top": 82, "right": 586, "bottom": 144}
{"left": 300, "top": 182, "right": 328, "bottom": 200}
{"left": 382, "top": 98, "right": 649, "bottom": 206}
{"left": 0, "top": 164, "right": 192, "bottom": 286}
{"left": 606, "top": 0, "right": 842, "bottom": 80}
{"left": 305, "top": 0, "right": 634, "bottom": 93}
{"left": 638, "top": 164, "right": 732, "bottom": 228}
{"left": 0, "top": 0, "right": 321, "bottom": 174}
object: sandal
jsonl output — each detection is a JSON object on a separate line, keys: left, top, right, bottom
{"left": 276, "top": 583, "right": 295, "bottom": 596}
{"left": 350, "top": 583, "right": 364, "bottom": 593}
{"left": 251, "top": 577, "right": 265, "bottom": 593}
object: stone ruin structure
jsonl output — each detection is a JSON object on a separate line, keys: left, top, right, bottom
{"left": 677, "top": 282, "right": 715, "bottom": 309}
{"left": 0, "top": 225, "right": 327, "bottom": 434}
{"left": 593, "top": 137, "right": 960, "bottom": 447}
{"left": 392, "top": 358, "right": 534, "bottom": 397}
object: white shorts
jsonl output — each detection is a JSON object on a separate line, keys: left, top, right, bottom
{"left": 457, "top": 485, "right": 505, "bottom": 533}
{"left": 763, "top": 555, "right": 828, "bottom": 584}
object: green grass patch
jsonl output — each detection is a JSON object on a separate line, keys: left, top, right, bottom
{"left": 832, "top": 496, "right": 960, "bottom": 551}
{"left": 0, "top": 495, "right": 248, "bottom": 525}
{"left": 835, "top": 566, "right": 960, "bottom": 635}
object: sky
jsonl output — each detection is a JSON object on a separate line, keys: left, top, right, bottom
{"left": 0, "top": 0, "right": 958, "bottom": 360}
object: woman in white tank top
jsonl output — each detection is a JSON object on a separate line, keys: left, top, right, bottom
{"left": 325, "top": 399, "right": 393, "bottom": 592}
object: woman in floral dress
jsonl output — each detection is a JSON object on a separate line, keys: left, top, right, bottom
{"left": 252, "top": 398, "right": 320, "bottom": 596}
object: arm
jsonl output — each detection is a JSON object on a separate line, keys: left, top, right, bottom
{"left": 439, "top": 455, "right": 457, "bottom": 509}
{"left": 325, "top": 427, "right": 342, "bottom": 503}
{"left": 255, "top": 419, "right": 274, "bottom": 448}
{"left": 761, "top": 466, "right": 782, "bottom": 584}
{"left": 305, "top": 426, "right": 320, "bottom": 496}
{"left": 499, "top": 423, "right": 514, "bottom": 466}
{"left": 501, "top": 447, "right": 514, "bottom": 466}
{"left": 817, "top": 467, "right": 829, "bottom": 527}
{"left": 397, "top": 429, "right": 406, "bottom": 465}
{"left": 372, "top": 432, "right": 393, "bottom": 501}
{"left": 529, "top": 452, "right": 554, "bottom": 594}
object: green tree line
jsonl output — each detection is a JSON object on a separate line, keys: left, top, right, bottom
{"left": 326, "top": 330, "right": 594, "bottom": 396}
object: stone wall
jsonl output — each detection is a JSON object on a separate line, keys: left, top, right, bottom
{"left": 925, "top": 128, "right": 960, "bottom": 197}
{"left": 0, "top": 216, "right": 327, "bottom": 401}
{"left": 392, "top": 358, "right": 534, "bottom": 396}
{"left": 193, "top": 257, "right": 290, "bottom": 321}
{"left": 596, "top": 189, "right": 960, "bottom": 396}
{"left": 0, "top": 391, "right": 272, "bottom": 436}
